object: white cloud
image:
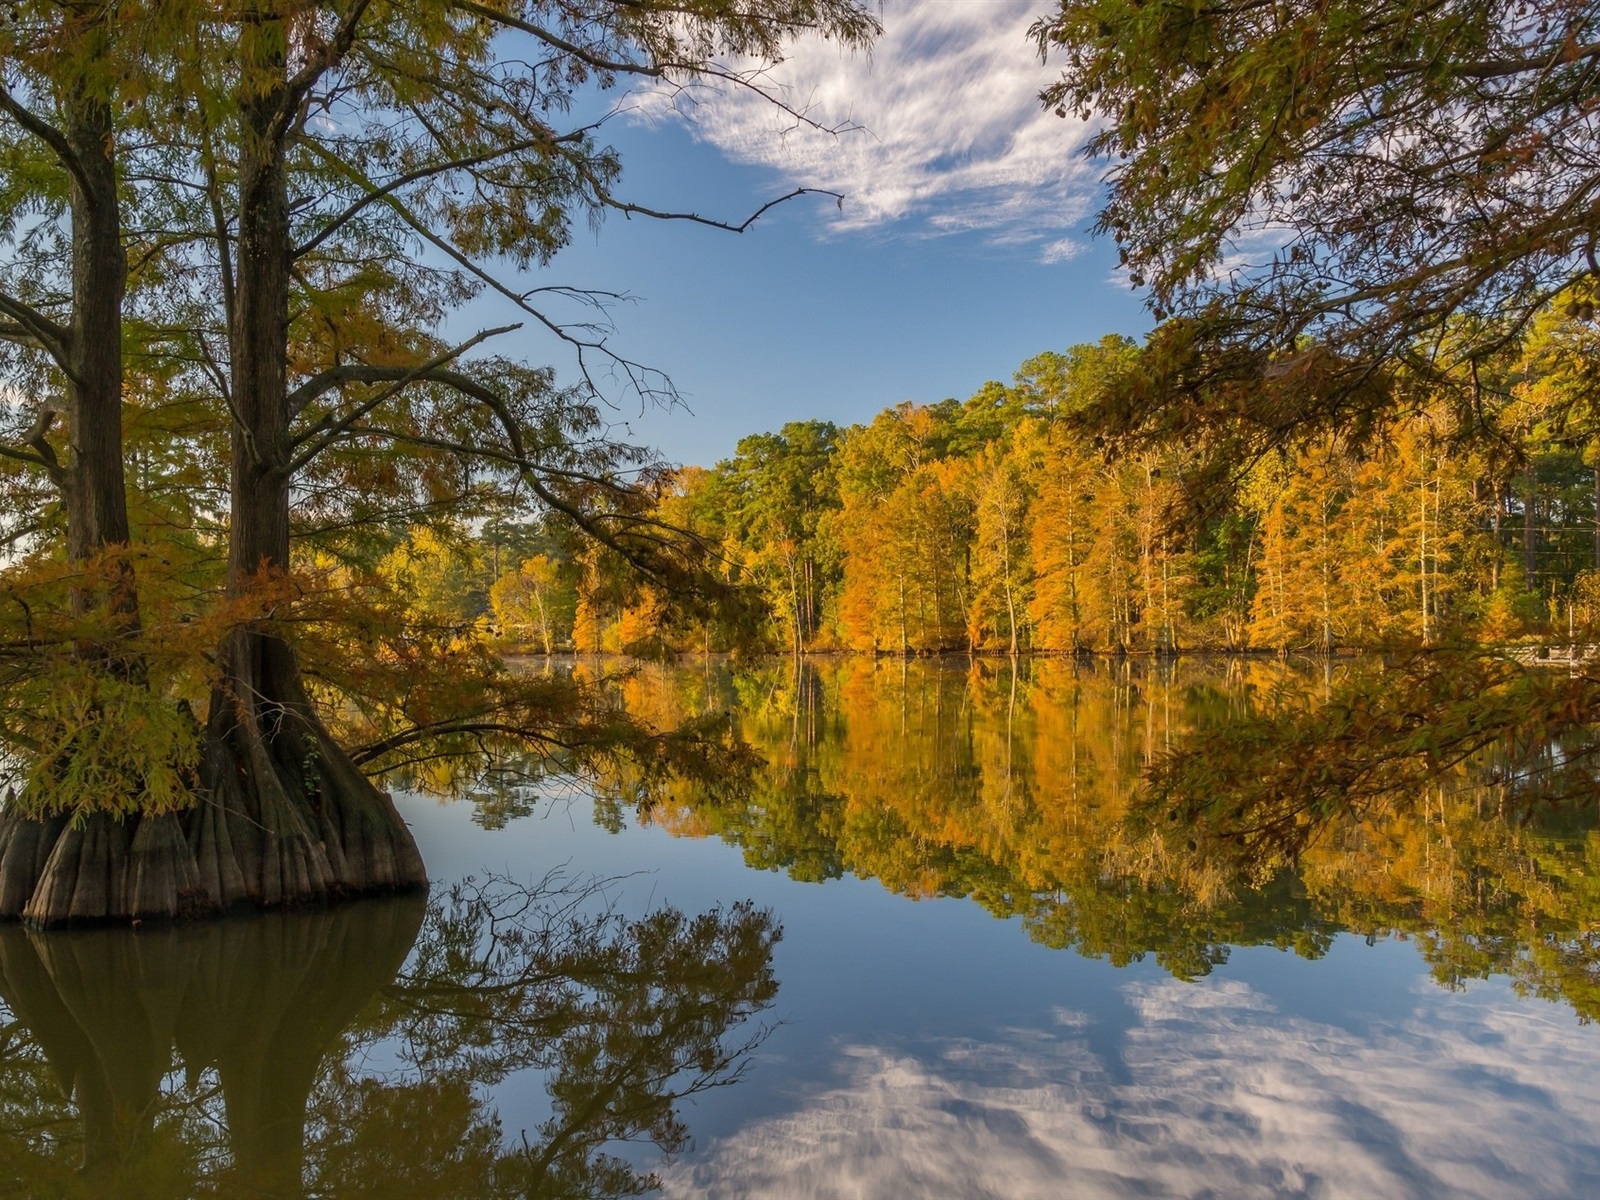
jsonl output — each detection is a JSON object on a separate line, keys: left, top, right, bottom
{"left": 663, "top": 978, "right": 1600, "bottom": 1199}
{"left": 640, "top": 0, "right": 1101, "bottom": 258}
{"left": 1039, "top": 236, "right": 1085, "bottom": 264}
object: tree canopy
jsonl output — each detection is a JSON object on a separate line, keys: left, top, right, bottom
{"left": 1032, "top": 0, "right": 1600, "bottom": 443}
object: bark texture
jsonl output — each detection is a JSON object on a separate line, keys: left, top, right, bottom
{"left": 0, "top": 25, "right": 164, "bottom": 929}
{"left": 192, "top": 630, "right": 426, "bottom": 914}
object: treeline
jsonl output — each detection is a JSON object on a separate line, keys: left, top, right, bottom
{"left": 449, "top": 309, "right": 1600, "bottom": 656}
{"left": 658, "top": 315, "right": 1600, "bottom": 654}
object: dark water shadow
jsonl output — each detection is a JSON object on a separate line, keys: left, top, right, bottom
{"left": 0, "top": 878, "right": 779, "bottom": 1198}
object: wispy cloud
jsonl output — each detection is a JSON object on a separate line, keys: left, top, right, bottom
{"left": 640, "top": 0, "right": 1101, "bottom": 262}
{"left": 1039, "top": 236, "right": 1085, "bottom": 264}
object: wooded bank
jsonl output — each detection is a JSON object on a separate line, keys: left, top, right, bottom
{"left": 466, "top": 330, "right": 1600, "bottom": 660}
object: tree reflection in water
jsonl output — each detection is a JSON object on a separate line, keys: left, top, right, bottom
{"left": 0, "top": 878, "right": 779, "bottom": 1197}
{"left": 597, "top": 657, "right": 1600, "bottom": 1020}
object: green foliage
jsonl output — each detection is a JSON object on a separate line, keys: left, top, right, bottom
{"left": 8, "top": 662, "right": 200, "bottom": 821}
{"left": 1032, "top": 0, "right": 1600, "bottom": 389}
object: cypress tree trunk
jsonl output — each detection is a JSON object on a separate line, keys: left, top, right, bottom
{"left": 6, "top": 6, "right": 423, "bottom": 926}
{"left": 62, "top": 89, "right": 131, "bottom": 571}
{"left": 0, "top": 32, "right": 209, "bottom": 926}
{"left": 191, "top": 6, "right": 424, "bottom": 911}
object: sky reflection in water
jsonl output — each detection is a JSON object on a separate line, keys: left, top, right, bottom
{"left": 3, "top": 657, "right": 1600, "bottom": 1197}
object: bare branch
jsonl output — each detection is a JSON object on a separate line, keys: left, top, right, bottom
{"left": 0, "top": 409, "right": 64, "bottom": 487}
{"left": 601, "top": 185, "right": 844, "bottom": 233}
{"left": 300, "top": 138, "right": 675, "bottom": 408}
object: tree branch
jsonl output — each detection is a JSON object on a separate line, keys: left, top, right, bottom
{"left": 294, "top": 138, "right": 546, "bottom": 259}
{"left": 449, "top": 0, "right": 668, "bottom": 79}
{"left": 600, "top": 185, "right": 844, "bottom": 233}
{"left": 2, "top": 409, "right": 64, "bottom": 487}
{"left": 0, "top": 84, "right": 91, "bottom": 198}
{"left": 286, "top": 323, "right": 521, "bottom": 472}
{"left": 0, "top": 291, "right": 71, "bottom": 371}
{"left": 268, "top": 0, "right": 378, "bottom": 151}
{"left": 300, "top": 138, "right": 676, "bottom": 408}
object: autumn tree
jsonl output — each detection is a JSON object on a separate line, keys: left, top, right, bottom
{"left": 1027, "top": 429, "right": 1098, "bottom": 652}
{"left": 0, "top": 1, "right": 224, "bottom": 924}
{"left": 1029, "top": 0, "right": 1600, "bottom": 831}
{"left": 836, "top": 406, "right": 972, "bottom": 653}
{"left": 0, "top": 0, "right": 880, "bottom": 923}
{"left": 183, "top": 0, "right": 878, "bottom": 917}
{"left": 1245, "top": 441, "right": 1352, "bottom": 654}
{"left": 967, "top": 438, "right": 1032, "bottom": 655}
{"left": 490, "top": 554, "right": 575, "bottom": 653}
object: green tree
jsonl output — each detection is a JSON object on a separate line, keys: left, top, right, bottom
{"left": 490, "top": 554, "right": 576, "bottom": 654}
{"left": 718, "top": 421, "right": 842, "bottom": 654}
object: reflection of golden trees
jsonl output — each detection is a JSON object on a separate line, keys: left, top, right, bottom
{"left": 614, "top": 659, "right": 1600, "bottom": 1016}
{"left": 0, "top": 880, "right": 779, "bottom": 1197}
{"left": 1299, "top": 792, "right": 1600, "bottom": 1018}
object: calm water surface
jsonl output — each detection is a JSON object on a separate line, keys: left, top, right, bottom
{"left": 4, "top": 658, "right": 1600, "bottom": 1197}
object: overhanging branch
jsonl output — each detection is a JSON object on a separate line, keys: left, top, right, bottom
{"left": 286, "top": 323, "right": 521, "bottom": 472}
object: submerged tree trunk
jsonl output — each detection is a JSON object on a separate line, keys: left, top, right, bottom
{"left": 191, "top": 9, "right": 424, "bottom": 912}
{"left": 0, "top": 34, "right": 184, "bottom": 925}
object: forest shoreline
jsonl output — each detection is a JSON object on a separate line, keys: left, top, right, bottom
{"left": 500, "top": 642, "right": 1600, "bottom": 664}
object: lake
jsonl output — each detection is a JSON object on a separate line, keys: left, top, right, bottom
{"left": 3, "top": 657, "right": 1599, "bottom": 1197}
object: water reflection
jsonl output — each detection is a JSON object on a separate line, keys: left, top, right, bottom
{"left": 667, "top": 973, "right": 1600, "bottom": 1199}
{"left": 596, "top": 657, "right": 1600, "bottom": 1019}
{"left": 7, "top": 657, "right": 1597, "bottom": 1196}
{"left": 0, "top": 880, "right": 778, "bottom": 1196}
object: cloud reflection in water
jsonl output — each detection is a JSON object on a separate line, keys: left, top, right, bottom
{"left": 668, "top": 974, "right": 1600, "bottom": 1199}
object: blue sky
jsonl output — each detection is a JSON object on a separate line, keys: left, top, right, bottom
{"left": 472, "top": 0, "right": 1152, "bottom": 468}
